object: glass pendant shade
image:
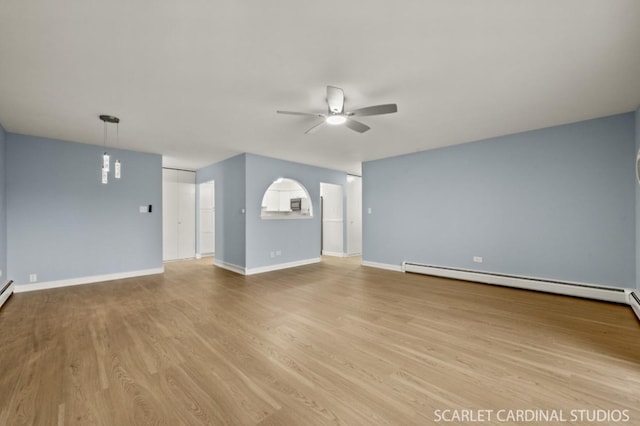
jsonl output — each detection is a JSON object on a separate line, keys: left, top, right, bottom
{"left": 99, "top": 115, "right": 121, "bottom": 184}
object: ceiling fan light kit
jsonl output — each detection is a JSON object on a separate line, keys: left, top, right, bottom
{"left": 277, "top": 86, "right": 398, "bottom": 134}
{"left": 326, "top": 115, "right": 347, "bottom": 125}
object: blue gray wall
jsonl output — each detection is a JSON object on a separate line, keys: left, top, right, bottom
{"left": 196, "top": 154, "right": 247, "bottom": 268}
{"left": 363, "top": 113, "right": 636, "bottom": 289}
{"left": 245, "top": 153, "right": 346, "bottom": 270}
{"left": 636, "top": 107, "right": 640, "bottom": 291}
{"left": 0, "top": 124, "right": 6, "bottom": 280}
{"left": 6, "top": 133, "right": 162, "bottom": 285}
{"left": 196, "top": 153, "right": 348, "bottom": 271}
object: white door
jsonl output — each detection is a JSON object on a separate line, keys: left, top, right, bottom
{"left": 346, "top": 175, "right": 362, "bottom": 255}
{"left": 177, "top": 170, "right": 196, "bottom": 259}
{"left": 162, "top": 169, "right": 179, "bottom": 261}
{"left": 163, "top": 169, "right": 196, "bottom": 261}
{"left": 320, "top": 182, "right": 344, "bottom": 256}
{"left": 198, "top": 181, "right": 215, "bottom": 256}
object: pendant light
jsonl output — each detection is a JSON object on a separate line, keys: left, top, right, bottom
{"left": 99, "top": 115, "right": 121, "bottom": 184}
{"left": 114, "top": 121, "right": 121, "bottom": 179}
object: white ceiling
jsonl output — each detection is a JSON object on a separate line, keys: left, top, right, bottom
{"left": 1, "top": 1, "right": 639, "bottom": 175}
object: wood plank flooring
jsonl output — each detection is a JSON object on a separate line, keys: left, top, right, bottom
{"left": 1, "top": 256, "right": 639, "bottom": 425}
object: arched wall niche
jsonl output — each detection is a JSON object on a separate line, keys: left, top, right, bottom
{"left": 260, "top": 178, "right": 313, "bottom": 219}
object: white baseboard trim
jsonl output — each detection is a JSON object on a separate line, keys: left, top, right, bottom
{"left": 196, "top": 252, "right": 215, "bottom": 259}
{"left": 628, "top": 290, "right": 640, "bottom": 321}
{"left": 0, "top": 280, "right": 14, "bottom": 309}
{"left": 403, "top": 262, "right": 628, "bottom": 304}
{"left": 213, "top": 259, "right": 246, "bottom": 275}
{"left": 322, "top": 251, "right": 346, "bottom": 257}
{"left": 163, "top": 257, "right": 196, "bottom": 263}
{"left": 246, "top": 258, "right": 321, "bottom": 275}
{"left": 13, "top": 267, "right": 165, "bottom": 293}
{"left": 361, "top": 260, "right": 403, "bottom": 272}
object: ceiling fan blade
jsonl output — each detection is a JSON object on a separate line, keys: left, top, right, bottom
{"left": 305, "top": 120, "right": 326, "bottom": 134}
{"left": 349, "top": 103, "right": 398, "bottom": 116}
{"left": 344, "top": 119, "right": 370, "bottom": 133}
{"left": 277, "top": 110, "right": 324, "bottom": 117}
{"left": 327, "top": 86, "right": 344, "bottom": 114}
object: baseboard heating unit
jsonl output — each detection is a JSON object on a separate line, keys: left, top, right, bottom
{"left": 629, "top": 291, "right": 640, "bottom": 321}
{"left": 0, "top": 280, "right": 14, "bottom": 310}
{"left": 402, "top": 262, "right": 628, "bottom": 304}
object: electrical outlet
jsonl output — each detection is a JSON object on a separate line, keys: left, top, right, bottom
{"left": 270, "top": 251, "right": 275, "bottom": 258}
{"left": 367, "top": 207, "right": 372, "bottom": 214}
{"left": 276, "top": 250, "right": 282, "bottom": 256}
{"left": 29, "top": 273, "right": 37, "bottom": 282}
{"left": 473, "top": 256, "right": 483, "bottom": 263}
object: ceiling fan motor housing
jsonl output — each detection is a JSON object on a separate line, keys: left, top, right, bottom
{"left": 277, "top": 85, "right": 397, "bottom": 134}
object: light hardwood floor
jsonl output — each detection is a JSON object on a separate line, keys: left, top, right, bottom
{"left": 1, "top": 257, "right": 639, "bottom": 425}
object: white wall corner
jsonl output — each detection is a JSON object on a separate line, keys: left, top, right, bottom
{"left": 213, "top": 259, "right": 247, "bottom": 275}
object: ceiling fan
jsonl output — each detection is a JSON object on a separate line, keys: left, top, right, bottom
{"left": 277, "top": 86, "right": 398, "bottom": 134}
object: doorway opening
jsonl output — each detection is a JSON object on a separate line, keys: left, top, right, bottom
{"left": 320, "top": 182, "right": 344, "bottom": 257}
{"left": 162, "top": 168, "right": 196, "bottom": 261}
